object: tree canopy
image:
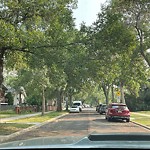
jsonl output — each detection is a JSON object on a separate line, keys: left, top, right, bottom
{"left": 2, "top": 0, "right": 150, "bottom": 111}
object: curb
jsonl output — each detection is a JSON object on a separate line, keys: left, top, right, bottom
{"left": 0, "top": 112, "right": 69, "bottom": 143}
{"left": 131, "top": 120, "right": 150, "bottom": 131}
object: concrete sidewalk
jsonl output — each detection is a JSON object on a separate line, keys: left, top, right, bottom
{"left": 0, "top": 111, "right": 52, "bottom": 123}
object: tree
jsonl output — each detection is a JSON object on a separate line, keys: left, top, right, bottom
{"left": 64, "top": 0, "right": 150, "bottom": 106}
{"left": 108, "top": 0, "right": 150, "bottom": 102}
{"left": 0, "top": 0, "right": 77, "bottom": 100}
{"left": 111, "top": 0, "right": 150, "bottom": 67}
{"left": 81, "top": 6, "right": 136, "bottom": 103}
{"left": 77, "top": 1, "right": 150, "bottom": 105}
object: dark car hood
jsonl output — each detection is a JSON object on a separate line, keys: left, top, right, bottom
{"left": 1, "top": 133, "right": 150, "bottom": 149}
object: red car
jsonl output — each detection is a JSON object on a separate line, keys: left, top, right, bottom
{"left": 105, "top": 103, "right": 130, "bottom": 122}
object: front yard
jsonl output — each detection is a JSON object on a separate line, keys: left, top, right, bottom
{"left": 0, "top": 123, "right": 32, "bottom": 135}
{"left": 0, "top": 111, "right": 68, "bottom": 135}
{"left": 131, "top": 111, "right": 150, "bottom": 127}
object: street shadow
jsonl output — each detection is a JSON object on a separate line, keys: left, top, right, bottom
{"left": 93, "top": 118, "right": 126, "bottom": 123}
{"left": 109, "top": 119, "right": 126, "bottom": 123}
{"left": 93, "top": 118, "right": 107, "bottom": 123}
{"left": 67, "top": 113, "right": 100, "bottom": 117}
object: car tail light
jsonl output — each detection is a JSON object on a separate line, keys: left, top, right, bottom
{"left": 109, "top": 109, "right": 115, "bottom": 114}
{"left": 123, "top": 109, "right": 130, "bottom": 114}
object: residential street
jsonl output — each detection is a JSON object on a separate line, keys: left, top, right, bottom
{"left": 1, "top": 0, "right": 150, "bottom": 148}
{"left": 4, "top": 108, "right": 150, "bottom": 143}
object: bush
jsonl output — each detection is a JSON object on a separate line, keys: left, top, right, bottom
{"left": 5, "top": 92, "right": 14, "bottom": 105}
{"left": 26, "top": 97, "right": 41, "bottom": 106}
{"left": 143, "top": 89, "right": 150, "bottom": 106}
{"left": 125, "top": 94, "right": 145, "bottom": 111}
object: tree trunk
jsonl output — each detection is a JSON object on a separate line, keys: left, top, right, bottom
{"left": 45, "top": 99, "right": 47, "bottom": 112}
{"left": 67, "top": 88, "right": 73, "bottom": 108}
{"left": 56, "top": 89, "right": 62, "bottom": 111}
{"left": 65, "top": 93, "right": 69, "bottom": 111}
{"left": 102, "top": 84, "right": 110, "bottom": 105}
{"left": 0, "top": 50, "right": 4, "bottom": 88}
{"left": 120, "top": 81, "right": 125, "bottom": 104}
{"left": 0, "top": 50, "right": 4, "bottom": 107}
{"left": 65, "top": 97, "right": 68, "bottom": 111}
{"left": 135, "top": 24, "right": 150, "bottom": 68}
{"left": 111, "top": 84, "right": 115, "bottom": 103}
{"left": 140, "top": 49, "right": 150, "bottom": 68}
{"left": 69, "top": 94, "right": 72, "bottom": 107}
{"left": 41, "top": 86, "right": 45, "bottom": 116}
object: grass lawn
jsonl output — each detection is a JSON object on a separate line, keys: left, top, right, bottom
{"left": 8, "top": 111, "right": 68, "bottom": 123}
{"left": 0, "top": 110, "right": 16, "bottom": 115}
{"left": 0, "top": 110, "right": 17, "bottom": 118}
{"left": 0, "top": 111, "right": 68, "bottom": 135}
{"left": 136, "top": 111, "right": 150, "bottom": 115}
{"left": 0, "top": 123, "right": 33, "bottom": 135}
{"left": 131, "top": 112, "right": 150, "bottom": 127}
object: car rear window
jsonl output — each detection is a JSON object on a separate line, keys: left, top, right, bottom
{"left": 112, "top": 105, "right": 127, "bottom": 109}
{"left": 73, "top": 103, "right": 80, "bottom": 106}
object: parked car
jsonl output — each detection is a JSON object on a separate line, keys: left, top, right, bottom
{"left": 105, "top": 103, "right": 130, "bottom": 122}
{"left": 99, "top": 104, "right": 107, "bottom": 114}
{"left": 69, "top": 105, "right": 80, "bottom": 113}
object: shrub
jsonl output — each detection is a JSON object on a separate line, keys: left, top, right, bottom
{"left": 5, "top": 92, "right": 14, "bottom": 105}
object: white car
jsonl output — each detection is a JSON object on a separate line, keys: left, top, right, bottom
{"left": 69, "top": 105, "right": 80, "bottom": 113}
{"left": 72, "top": 101, "right": 83, "bottom": 112}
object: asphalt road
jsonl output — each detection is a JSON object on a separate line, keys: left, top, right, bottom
{"left": 5, "top": 108, "right": 150, "bottom": 142}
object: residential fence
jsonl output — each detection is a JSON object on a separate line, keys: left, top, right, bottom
{"left": 0, "top": 104, "right": 57, "bottom": 113}
{"left": 0, "top": 104, "right": 15, "bottom": 111}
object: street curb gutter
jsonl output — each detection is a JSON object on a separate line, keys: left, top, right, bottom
{"left": 131, "top": 121, "right": 150, "bottom": 131}
{"left": 0, "top": 113, "right": 69, "bottom": 143}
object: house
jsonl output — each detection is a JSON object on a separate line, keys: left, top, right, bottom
{"left": 13, "top": 86, "right": 27, "bottom": 106}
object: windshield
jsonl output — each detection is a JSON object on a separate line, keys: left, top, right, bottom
{"left": 73, "top": 103, "right": 81, "bottom": 106}
{"left": 0, "top": 0, "right": 150, "bottom": 148}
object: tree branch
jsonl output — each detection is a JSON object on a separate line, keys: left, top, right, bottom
{"left": 1, "top": 46, "right": 34, "bottom": 54}
{"left": 1, "top": 38, "right": 92, "bottom": 56}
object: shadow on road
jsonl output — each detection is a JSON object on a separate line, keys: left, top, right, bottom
{"left": 93, "top": 118, "right": 127, "bottom": 123}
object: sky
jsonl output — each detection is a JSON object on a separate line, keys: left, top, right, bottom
{"left": 73, "top": 0, "right": 107, "bottom": 29}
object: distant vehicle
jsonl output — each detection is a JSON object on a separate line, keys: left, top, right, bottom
{"left": 96, "top": 104, "right": 102, "bottom": 113}
{"left": 99, "top": 104, "right": 107, "bottom": 114}
{"left": 72, "top": 101, "right": 82, "bottom": 112}
{"left": 69, "top": 105, "right": 80, "bottom": 113}
{"left": 105, "top": 103, "right": 130, "bottom": 122}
